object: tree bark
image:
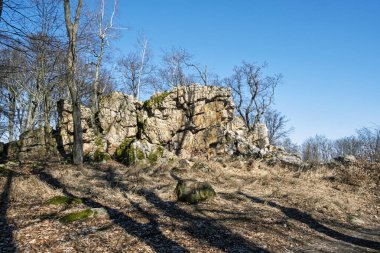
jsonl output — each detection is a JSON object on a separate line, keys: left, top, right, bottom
{"left": 91, "top": 36, "right": 105, "bottom": 135}
{"left": 7, "top": 93, "right": 15, "bottom": 142}
{"left": 64, "top": 0, "right": 83, "bottom": 165}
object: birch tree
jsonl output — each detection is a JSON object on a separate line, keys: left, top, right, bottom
{"left": 90, "top": 0, "right": 119, "bottom": 133}
{"left": 119, "top": 35, "right": 154, "bottom": 99}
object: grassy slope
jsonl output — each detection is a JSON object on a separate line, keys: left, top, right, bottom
{"left": 0, "top": 158, "right": 379, "bottom": 252}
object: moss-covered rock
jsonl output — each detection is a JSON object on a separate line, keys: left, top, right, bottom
{"left": 93, "top": 149, "right": 111, "bottom": 162}
{"left": 59, "top": 209, "right": 95, "bottom": 223}
{"left": 114, "top": 139, "right": 135, "bottom": 165}
{"left": 143, "top": 91, "right": 170, "bottom": 112}
{"left": 45, "top": 196, "right": 82, "bottom": 205}
{"left": 147, "top": 146, "right": 165, "bottom": 165}
{"left": 114, "top": 139, "right": 168, "bottom": 166}
{"left": 91, "top": 137, "right": 111, "bottom": 162}
{"left": 175, "top": 180, "right": 216, "bottom": 204}
{"left": 136, "top": 149, "right": 145, "bottom": 160}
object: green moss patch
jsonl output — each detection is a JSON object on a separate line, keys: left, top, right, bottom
{"left": 94, "top": 149, "right": 111, "bottom": 162}
{"left": 59, "top": 209, "right": 95, "bottom": 223}
{"left": 136, "top": 149, "right": 145, "bottom": 160}
{"left": 143, "top": 91, "right": 170, "bottom": 112}
{"left": 114, "top": 139, "right": 136, "bottom": 166}
{"left": 147, "top": 147, "right": 164, "bottom": 165}
{"left": 92, "top": 138, "right": 111, "bottom": 162}
{"left": 45, "top": 196, "right": 82, "bottom": 205}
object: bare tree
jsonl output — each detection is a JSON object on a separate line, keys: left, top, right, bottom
{"left": 90, "top": 0, "right": 119, "bottom": 133}
{"left": 158, "top": 47, "right": 193, "bottom": 89}
{"left": 356, "top": 126, "right": 380, "bottom": 162}
{"left": 0, "top": 48, "right": 34, "bottom": 141}
{"left": 227, "top": 61, "right": 281, "bottom": 132}
{"left": 264, "top": 109, "right": 294, "bottom": 145}
{"left": 279, "top": 137, "right": 299, "bottom": 154}
{"left": 333, "top": 136, "right": 362, "bottom": 157}
{"left": 63, "top": 0, "right": 84, "bottom": 165}
{"left": 301, "top": 135, "right": 334, "bottom": 163}
{"left": 119, "top": 35, "right": 155, "bottom": 98}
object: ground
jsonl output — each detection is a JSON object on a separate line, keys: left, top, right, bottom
{"left": 0, "top": 157, "right": 379, "bottom": 253}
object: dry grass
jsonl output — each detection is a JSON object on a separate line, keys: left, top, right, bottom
{"left": 0, "top": 158, "right": 379, "bottom": 252}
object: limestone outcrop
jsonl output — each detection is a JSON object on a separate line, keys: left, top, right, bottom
{"left": 139, "top": 85, "right": 235, "bottom": 158}
{"left": 0, "top": 128, "right": 57, "bottom": 161}
{"left": 1, "top": 84, "right": 276, "bottom": 163}
{"left": 57, "top": 84, "right": 262, "bottom": 160}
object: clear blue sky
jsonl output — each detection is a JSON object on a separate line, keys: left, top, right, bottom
{"left": 111, "top": 0, "right": 380, "bottom": 144}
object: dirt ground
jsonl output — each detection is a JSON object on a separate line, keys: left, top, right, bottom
{"left": 0, "top": 157, "right": 379, "bottom": 253}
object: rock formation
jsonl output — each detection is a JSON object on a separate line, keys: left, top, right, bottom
{"left": 1, "top": 84, "right": 292, "bottom": 165}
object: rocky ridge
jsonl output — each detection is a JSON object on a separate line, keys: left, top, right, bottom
{"left": 0, "top": 84, "right": 302, "bottom": 166}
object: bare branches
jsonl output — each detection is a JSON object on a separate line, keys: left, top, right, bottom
{"left": 118, "top": 35, "right": 155, "bottom": 99}
{"left": 264, "top": 109, "right": 294, "bottom": 145}
{"left": 227, "top": 61, "right": 281, "bottom": 132}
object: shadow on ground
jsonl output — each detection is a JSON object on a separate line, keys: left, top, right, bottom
{"left": 238, "top": 192, "right": 380, "bottom": 251}
{"left": 35, "top": 166, "right": 267, "bottom": 253}
{"left": 0, "top": 172, "right": 17, "bottom": 253}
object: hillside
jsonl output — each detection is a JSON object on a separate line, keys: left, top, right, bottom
{"left": 0, "top": 157, "right": 379, "bottom": 252}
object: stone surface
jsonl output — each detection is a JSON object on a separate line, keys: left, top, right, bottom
{"left": 265, "top": 147, "right": 304, "bottom": 167}
{"left": 0, "top": 84, "right": 277, "bottom": 163}
{"left": 98, "top": 92, "right": 139, "bottom": 154}
{"left": 175, "top": 179, "right": 216, "bottom": 204}
{"left": 114, "top": 139, "right": 175, "bottom": 166}
{"left": 139, "top": 85, "right": 236, "bottom": 158}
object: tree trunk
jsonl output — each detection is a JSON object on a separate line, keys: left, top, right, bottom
{"left": 71, "top": 92, "right": 83, "bottom": 164}
{"left": 91, "top": 37, "right": 105, "bottom": 135}
{"left": 8, "top": 94, "right": 15, "bottom": 142}
{"left": 64, "top": 0, "right": 83, "bottom": 165}
{"left": 43, "top": 92, "right": 51, "bottom": 153}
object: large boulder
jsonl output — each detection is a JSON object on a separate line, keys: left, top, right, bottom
{"left": 175, "top": 179, "right": 216, "bottom": 204}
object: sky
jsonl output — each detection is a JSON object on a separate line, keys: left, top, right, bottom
{"left": 110, "top": 0, "right": 380, "bottom": 144}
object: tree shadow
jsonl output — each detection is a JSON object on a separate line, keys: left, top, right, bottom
{"left": 239, "top": 192, "right": 380, "bottom": 251}
{"left": 173, "top": 85, "right": 197, "bottom": 156}
{"left": 34, "top": 168, "right": 189, "bottom": 253}
{"left": 52, "top": 129, "right": 69, "bottom": 159}
{"left": 138, "top": 189, "right": 267, "bottom": 253}
{"left": 102, "top": 166, "right": 266, "bottom": 252}
{"left": 0, "top": 172, "right": 17, "bottom": 253}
